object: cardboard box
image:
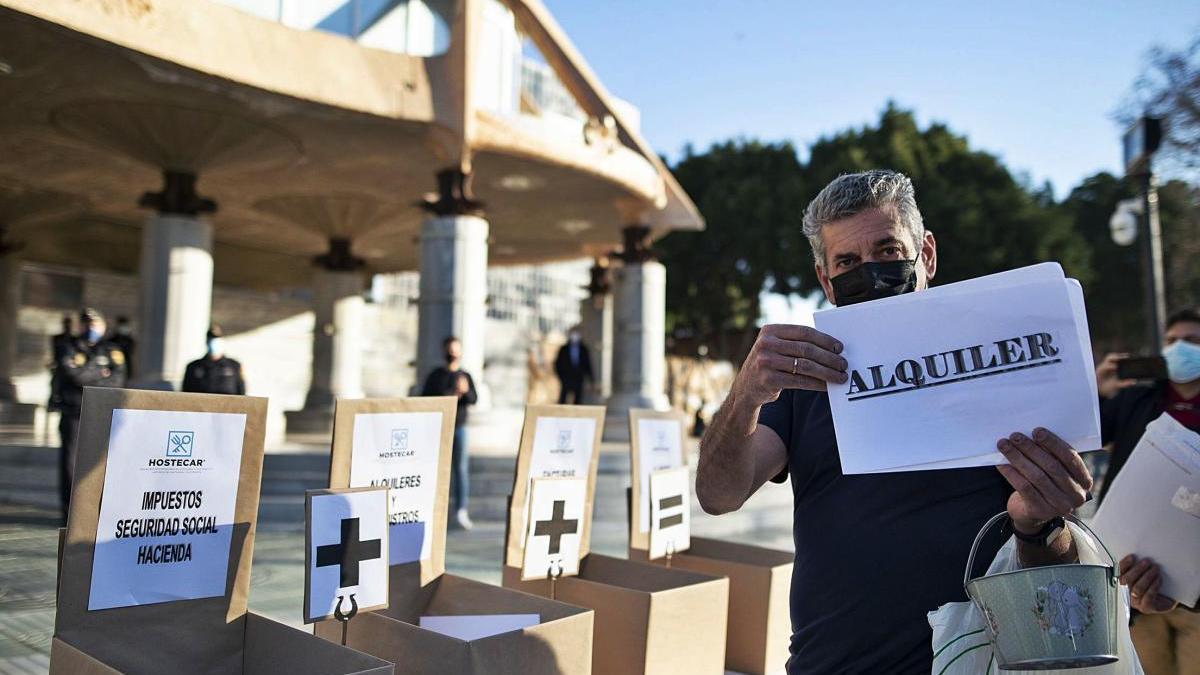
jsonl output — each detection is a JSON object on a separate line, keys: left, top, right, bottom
{"left": 50, "top": 388, "right": 390, "bottom": 675}
{"left": 316, "top": 564, "right": 593, "bottom": 674}
{"left": 502, "top": 404, "right": 729, "bottom": 675}
{"left": 626, "top": 410, "right": 793, "bottom": 674}
{"left": 503, "top": 554, "right": 729, "bottom": 675}
{"left": 629, "top": 537, "right": 792, "bottom": 675}
{"left": 51, "top": 614, "right": 391, "bottom": 674}
{"left": 313, "top": 397, "right": 595, "bottom": 675}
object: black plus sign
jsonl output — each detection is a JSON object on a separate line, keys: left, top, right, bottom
{"left": 533, "top": 500, "right": 578, "bottom": 555}
{"left": 316, "top": 517, "right": 381, "bottom": 588}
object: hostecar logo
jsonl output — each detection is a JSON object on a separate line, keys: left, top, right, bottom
{"left": 846, "top": 332, "right": 1061, "bottom": 402}
{"left": 553, "top": 429, "right": 573, "bottom": 454}
{"left": 380, "top": 428, "right": 413, "bottom": 458}
{"left": 150, "top": 430, "right": 204, "bottom": 466}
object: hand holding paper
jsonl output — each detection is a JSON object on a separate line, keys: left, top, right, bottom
{"left": 736, "top": 323, "right": 848, "bottom": 404}
{"left": 994, "top": 428, "right": 1093, "bottom": 532}
{"left": 813, "top": 263, "right": 1102, "bottom": 474}
{"left": 1119, "top": 555, "right": 1179, "bottom": 614}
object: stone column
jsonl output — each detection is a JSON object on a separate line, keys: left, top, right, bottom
{"left": 0, "top": 243, "right": 36, "bottom": 423}
{"left": 605, "top": 226, "right": 669, "bottom": 440}
{"left": 414, "top": 169, "right": 489, "bottom": 407}
{"left": 136, "top": 171, "right": 215, "bottom": 389}
{"left": 286, "top": 239, "right": 366, "bottom": 434}
{"left": 578, "top": 259, "right": 613, "bottom": 404}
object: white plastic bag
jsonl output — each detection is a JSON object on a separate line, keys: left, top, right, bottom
{"left": 928, "top": 523, "right": 1143, "bottom": 674}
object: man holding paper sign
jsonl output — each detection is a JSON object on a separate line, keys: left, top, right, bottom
{"left": 697, "top": 170, "right": 1095, "bottom": 675}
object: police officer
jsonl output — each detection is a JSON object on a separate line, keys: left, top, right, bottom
{"left": 58, "top": 308, "right": 126, "bottom": 521}
{"left": 181, "top": 325, "right": 246, "bottom": 395}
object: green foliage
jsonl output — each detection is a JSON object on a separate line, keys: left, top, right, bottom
{"left": 1062, "top": 173, "right": 1200, "bottom": 352}
{"left": 658, "top": 105, "right": 1096, "bottom": 361}
{"left": 657, "top": 140, "right": 807, "bottom": 359}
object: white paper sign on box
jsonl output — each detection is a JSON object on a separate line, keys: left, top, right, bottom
{"left": 648, "top": 467, "right": 691, "bottom": 560}
{"left": 89, "top": 409, "right": 246, "bottom": 611}
{"left": 1092, "top": 414, "right": 1200, "bottom": 607}
{"left": 348, "top": 411, "right": 444, "bottom": 565}
{"left": 635, "top": 417, "right": 685, "bottom": 533}
{"left": 812, "top": 264, "right": 1101, "bottom": 474}
{"left": 522, "top": 477, "right": 586, "bottom": 580}
{"left": 305, "top": 488, "right": 390, "bottom": 623}
{"left": 515, "top": 416, "right": 596, "bottom": 548}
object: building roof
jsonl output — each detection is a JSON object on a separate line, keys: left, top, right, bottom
{"left": 0, "top": 0, "right": 702, "bottom": 289}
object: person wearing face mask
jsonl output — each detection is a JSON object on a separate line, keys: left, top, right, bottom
{"left": 110, "top": 315, "right": 137, "bottom": 382}
{"left": 1095, "top": 308, "right": 1200, "bottom": 674}
{"left": 421, "top": 336, "right": 478, "bottom": 530}
{"left": 695, "top": 170, "right": 1098, "bottom": 674}
{"left": 182, "top": 325, "right": 246, "bottom": 395}
{"left": 58, "top": 307, "right": 126, "bottom": 522}
{"left": 553, "top": 326, "right": 593, "bottom": 404}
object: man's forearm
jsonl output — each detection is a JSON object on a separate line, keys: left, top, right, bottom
{"left": 696, "top": 391, "right": 761, "bottom": 514}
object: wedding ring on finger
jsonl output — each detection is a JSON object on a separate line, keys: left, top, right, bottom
{"left": 792, "top": 357, "right": 799, "bottom": 375}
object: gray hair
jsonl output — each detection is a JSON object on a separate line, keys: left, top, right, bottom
{"left": 802, "top": 170, "right": 925, "bottom": 268}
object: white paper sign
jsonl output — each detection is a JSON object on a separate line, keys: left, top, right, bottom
{"left": 88, "top": 409, "right": 246, "bottom": 611}
{"left": 813, "top": 264, "right": 1102, "bottom": 474}
{"left": 306, "top": 489, "right": 389, "bottom": 623}
{"left": 348, "top": 411, "right": 443, "bottom": 565}
{"left": 419, "top": 614, "right": 541, "bottom": 641}
{"left": 648, "top": 467, "right": 691, "bottom": 560}
{"left": 522, "top": 477, "right": 586, "bottom": 580}
{"left": 635, "top": 417, "right": 685, "bottom": 533}
{"left": 516, "top": 416, "right": 596, "bottom": 550}
{"left": 1093, "top": 414, "right": 1200, "bottom": 607}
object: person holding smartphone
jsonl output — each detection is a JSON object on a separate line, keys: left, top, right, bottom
{"left": 1096, "top": 307, "right": 1200, "bottom": 673}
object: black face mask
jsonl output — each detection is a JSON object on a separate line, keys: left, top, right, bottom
{"left": 830, "top": 259, "right": 918, "bottom": 306}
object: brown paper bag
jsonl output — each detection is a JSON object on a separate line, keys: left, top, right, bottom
{"left": 506, "top": 404, "right": 606, "bottom": 568}
{"left": 50, "top": 387, "right": 390, "bottom": 675}
{"left": 628, "top": 409, "right": 689, "bottom": 552}
{"left": 318, "top": 397, "right": 594, "bottom": 675}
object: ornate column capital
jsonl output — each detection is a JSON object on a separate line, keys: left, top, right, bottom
{"left": 138, "top": 170, "right": 217, "bottom": 216}
{"left": 420, "top": 168, "right": 485, "bottom": 217}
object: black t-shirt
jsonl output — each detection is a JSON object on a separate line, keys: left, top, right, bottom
{"left": 759, "top": 389, "right": 1012, "bottom": 675}
{"left": 420, "top": 367, "right": 477, "bottom": 427}
{"left": 181, "top": 356, "right": 246, "bottom": 395}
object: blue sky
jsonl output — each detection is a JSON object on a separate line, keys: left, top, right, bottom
{"left": 544, "top": 1, "right": 1199, "bottom": 199}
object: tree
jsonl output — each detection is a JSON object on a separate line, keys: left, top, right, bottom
{"left": 659, "top": 106, "right": 1093, "bottom": 362}
{"left": 657, "top": 140, "right": 808, "bottom": 361}
{"left": 1062, "top": 172, "right": 1200, "bottom": 351}
{"left": 802, "top": 104, "right": 1091, "bottom": 289}
{"left": 1120, "top": 35, "right": 1200, "bottom": 177}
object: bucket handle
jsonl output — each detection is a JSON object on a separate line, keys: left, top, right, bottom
{"left": 963, "top": 512, "right": 1118, "bottom": 586}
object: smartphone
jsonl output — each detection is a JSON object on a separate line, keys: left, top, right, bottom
{"left": 1116, "top": 356, "right": 1167, "bottom": 381}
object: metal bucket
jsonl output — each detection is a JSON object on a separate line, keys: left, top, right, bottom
{"left": 963, "top": 512, "right": 1119, "bottom": 670}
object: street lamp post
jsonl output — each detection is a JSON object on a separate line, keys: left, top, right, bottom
{"left": 1122, "top": 116, "right": 1165, "bottom": 351}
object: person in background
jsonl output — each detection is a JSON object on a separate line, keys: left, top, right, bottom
{"left": 58, "top": 308, "right": 126, "bottom": 522}
{"left": 1096, "top": 307, "right": 1200, "bottom": 674}
{"left": 421, "top": 336, "right": 478, "bottom": 530}
{"left": 47, "top": 314, "right": 73, "bottom": 413}
{"left": 110, "top": 315, "right": 137, "bottom": 381}
{"left": 553, "top": 326, "right": 593, "bottom": 404}
{"left": 182, "top": 325, "right": 246, "bottom": 395}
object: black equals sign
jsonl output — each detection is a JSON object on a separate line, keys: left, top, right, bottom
{"left": 658, "top": 494, "right": 684, "bottom": 528}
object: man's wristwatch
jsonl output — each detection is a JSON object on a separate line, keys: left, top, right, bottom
{"left": 1011, "top": 516, "right": 1066, "bottom": 547}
